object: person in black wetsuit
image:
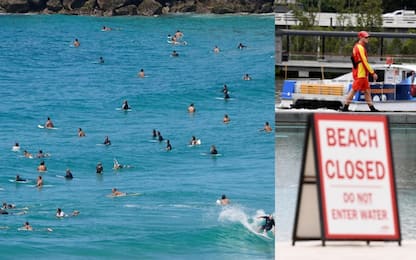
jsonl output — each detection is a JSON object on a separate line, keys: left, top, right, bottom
{"left": 222, "top": 84, "right": 230, "bottom": 99}
{"left": 258, "top": 214, "right": 275, "bottom": 234}
{"left": 15, "top": 175, "right": 26, "bottom": 182}
{"left": 157, "top": 131, "right": 164, "bottom": 142}
{"left": 166, "top": 140, "right": 172, "bottom": 151}
{"left": 65, "top": 169, "right": 73, "bottom": 179}
{"left": 103, "top": 136, "right": 111, "bottom": 145}
{"left": 121, "top": 100, "right": 130, "bottom": 110}
{"left": 210, "top": 145, "right": 218, "bottom": 155}
{"left": 96, "top": 162, "right": 104, "bottom": 174}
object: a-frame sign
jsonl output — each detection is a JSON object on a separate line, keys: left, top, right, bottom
{"left": 292, "top": 113, "right": 401, "bottom": 246}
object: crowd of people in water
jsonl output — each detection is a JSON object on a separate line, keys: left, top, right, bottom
{"left": 3, "top": 26, "right": 274, "bottom": 234}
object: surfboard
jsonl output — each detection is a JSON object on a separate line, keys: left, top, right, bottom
{"left": 200, "top": 153, "right": 222, "bottom": 157}
{"left": 18, "top": 227, "right": 53, "bottom": 232}
{"left": 215, "top": 97, "right": 235, "bottom": 100}
{"left": 252, "top": 230, "right": 273, "bottom": 240}
{"left": 9, "top": 179, "right": 30, "bottom": 184}
{"left": 17, "top": 227, "right": 32, "bottom": 231}
{"left": 167, "top": 40, "right": 187, "bottom": 46}
{"left": 245, "top": 223, "right": 274, "bottom": 240}
{"left": 106, "top": 192, "right": 141, "bottom": 198}
{"left": 96, "top": 143, "right": 111, "bottom": 146}
{"left": 37, "top": 125, "right": 58, "bottom": 130}
{"left": 115, "top": 108, "right": 132, "bottom": 112}
{"left": 55, "top": 175, "right": 73, "bottom": 179}
{"left": 26, "top": 184, "right": 53, "bottom": 188}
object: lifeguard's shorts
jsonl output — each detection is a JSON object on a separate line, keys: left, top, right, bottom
{"left": 352, "top": 77, "right": 370, "bottom": 91}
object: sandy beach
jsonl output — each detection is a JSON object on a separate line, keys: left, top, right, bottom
{"left": 276, "top": 240, "right": 415, "bottom": 260}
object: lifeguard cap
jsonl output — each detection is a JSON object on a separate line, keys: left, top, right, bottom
{"left": 358, "top": 31, "right": 369, "bottom": 38}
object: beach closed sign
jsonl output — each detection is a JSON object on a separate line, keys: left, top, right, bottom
{"left": 314, "top": 113, "right": 400, "bottom": 241}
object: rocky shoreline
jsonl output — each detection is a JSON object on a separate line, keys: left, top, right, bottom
{"left": 0, "top": 0, "right": 275, "bottom": 16}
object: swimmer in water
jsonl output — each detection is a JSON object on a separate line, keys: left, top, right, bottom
{"left": 102, "top": 26, "right": 112, "bottom": 31}
{"left": 138, "top": 68, "right": 145, "bottom": 78}
{"left": 45, "top": 117, "right": 54, "bottom": 128}
{"left": 223, "top": 114, "right": 230, "bottom": 123}
{"left": 157, "top": 131, "right": 164, "bottom": 142}
{"left": 73, "top": 38, "right": 80, "bottom": 47}
{"left": 2, "top": 202, "right": 16, "bottom": 209}
{"left": 12, "top": 142, "right": 20, "bottom": 152}
{"left": 171, "top": 50, "right": 179, "bottom": 57}
{"left": 166, "top": 140, "right": 172, "bottom": 151}
{"left": 21, "top": 221, "right": 33, "bottom": 231}
{"left": 36, "top": 150, "right": 46, "bottom": 158}
{"left": 237, "top": 42, "right": 246, "bottom": 49}
{"left": 213, "top": 45, "right": 220, "bottom": 53}
{"left": 262, "top": 122, "right": 272, "bottom": 132}
{"left": 188, "top": 103, "right": 195, "bottom": 113}
{"left": 243, "top": 73, "right": 252, "bottom": 80}
{"left": 56, "top": 208, "right": 65, "bottom": 218}
{"left": 23, "top": 150, "right": 33, "bottom": 159}
{"left": 189, "top": 136, "right": 199, "bottom": 146}
{"left": 36, "top": 175, "right": 43, "bottom": 188}
{"left": 78, "top": 128, "right": 86, "bottom": 137}
{"left": 219, "top": 194, "right": 230, "bottom": 205}
{"left": 99, "top": 57, "right": 104, "bottom": 64}
{"left": 96, "top": 162, "right": 103, "bottom": 174}
{"left": 37, "top": 161, "right": 47, "bottom": 172}
{"left": 174, "top": 30, "right": 184, "bottom": 39}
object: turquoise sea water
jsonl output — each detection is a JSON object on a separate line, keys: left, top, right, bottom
{"left": 0, "top": 14, "right": 275, "bottom": 259}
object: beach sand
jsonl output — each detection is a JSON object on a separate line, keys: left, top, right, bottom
{"left": 276, "top": 240, "right": 415, "bottom": 260}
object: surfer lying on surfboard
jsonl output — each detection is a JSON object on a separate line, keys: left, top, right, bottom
{"left": 108, "top": 188, "right": 140, "bottom": 198}
{"left": 110, "top": 188, "right": 126, "bottom": 197}
{"left": 19, "top": 221, "right": 53, "bottom": 232}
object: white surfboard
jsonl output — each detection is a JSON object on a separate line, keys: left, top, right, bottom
{"left": 38, "top": 125, "right": 58, "bottom": 130}
{"left": 9, "top": 179, "right": 31, "bottom": 184}
{"left": 115, "top": 108, "right": 132, "bottom": 112}
{"left": 106, "top": 192, "right": 141, "bottom": 198}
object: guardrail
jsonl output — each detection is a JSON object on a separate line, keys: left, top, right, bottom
{"left": 275, "top": 12, "right": 416, "bottom": 28}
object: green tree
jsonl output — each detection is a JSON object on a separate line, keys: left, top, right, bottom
{"left": 354, "top": 0, "right": 383, "bottom": 30}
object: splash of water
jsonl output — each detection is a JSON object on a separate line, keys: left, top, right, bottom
{"left": 218, "top": 205, "right": 272, "bottom": 235}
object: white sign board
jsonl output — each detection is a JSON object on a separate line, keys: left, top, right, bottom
{"left": 314, "top": 113, "right": 400, "bottom": 240}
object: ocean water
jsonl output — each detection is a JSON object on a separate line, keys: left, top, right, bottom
{"left": 0, "top": 14, "right": 275, "bottom": 259}
{"left": 276, "top": 125, "right": 416, "bottom": 242}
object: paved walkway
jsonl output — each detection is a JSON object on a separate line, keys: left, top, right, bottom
{"left": 276, "top": 240, "right": 415, "bottom": 260}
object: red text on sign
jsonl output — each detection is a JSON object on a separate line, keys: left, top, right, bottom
{"left": 325, "top": 159, "right": 385, "bottom": 180}
{"left": 326, "top": 127, "right": 378, "bottom": 148}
